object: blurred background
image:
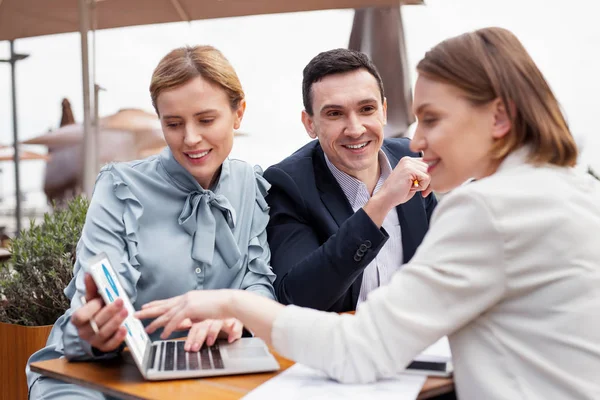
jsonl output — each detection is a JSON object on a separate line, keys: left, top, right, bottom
{"left": 0, "top": 0, "right": 598, "bottom": 236}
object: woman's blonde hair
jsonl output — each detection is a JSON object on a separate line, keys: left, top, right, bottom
{"left": 417, "top": 27, "right": 577, "bottom": 167}
{"left": 150, "top": 45, "right": 244, "bottom": 115}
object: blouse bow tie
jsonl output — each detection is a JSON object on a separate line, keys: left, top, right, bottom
{"left": 178, "top": 190, "right": 241, "bottom": 268}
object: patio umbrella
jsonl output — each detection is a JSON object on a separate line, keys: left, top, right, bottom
{"left": 349, "top": 5, "right": 415, "bottom": 137}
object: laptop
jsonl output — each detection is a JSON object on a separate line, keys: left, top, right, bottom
{"left": 86, "top": 252, "right": 280, "bottom": 380}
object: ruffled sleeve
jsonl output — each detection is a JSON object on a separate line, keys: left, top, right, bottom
{"left": 57, "top": 164, "right": 144, "bottom": 360}
{"left": 239, "top": 165, "right": 276, "bottom": 299}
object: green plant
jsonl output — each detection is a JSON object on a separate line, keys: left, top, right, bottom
{"left": 0, "top": 196, "right": 89, "bottom": 326}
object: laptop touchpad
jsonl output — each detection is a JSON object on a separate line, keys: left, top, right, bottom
{"left": 225, "top": 347, "right": 268, "bottom": 358}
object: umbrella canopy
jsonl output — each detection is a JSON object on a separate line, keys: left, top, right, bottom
{"left": 0, "top": 0, "right": 421, "bottom": 41}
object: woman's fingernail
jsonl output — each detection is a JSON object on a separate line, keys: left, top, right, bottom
{"left": 120, "top": 309, "right": 128, "bottom": 317}
{"left": 192, "top": 343, "right": 200, "bottom": 352}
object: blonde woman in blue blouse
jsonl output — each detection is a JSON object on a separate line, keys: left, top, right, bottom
{"left": 27, "top": 45, "right": 276, "bottom": 399}
{"left": 138, "top": 28, "right": 600, "bottom": 400}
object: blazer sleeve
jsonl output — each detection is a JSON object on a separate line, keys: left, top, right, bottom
{"left": 265, "top": 166, "right": 389, "bottom": 311}
{"left": 271, "top": 188, "right": 507, "bottom": 383}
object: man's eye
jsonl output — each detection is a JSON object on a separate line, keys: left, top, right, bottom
{"left": 166, "top": 122, "right": 181, "bottom": 128}
{"left": 327, "top": 111, "right": 342, "bottom": 117}
{"left": 361, "top": 106, "right": 375, "bottom": 113}
{"left": 200, "top": 119, "right": 214, "bottom": 124}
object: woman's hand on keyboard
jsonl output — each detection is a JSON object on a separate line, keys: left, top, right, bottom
{"left": 181, "top": 318, "right": 243, "bottom": 351}
{"left": 137, "top": 289, "right": 284, "bottom": 346}
{"left": 137, "top": 290, "right": 234, "bottom": 339}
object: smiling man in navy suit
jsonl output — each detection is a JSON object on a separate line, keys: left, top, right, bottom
{"left": 263, "top": 49, "right": 437, "bottom": 312}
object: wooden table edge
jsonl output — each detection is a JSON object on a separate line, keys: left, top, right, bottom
{"left": 418, "top": 377, "right": 455, "bottom": 399}
{"left": 31, "top": 353, "right": 453, "bottom": 400}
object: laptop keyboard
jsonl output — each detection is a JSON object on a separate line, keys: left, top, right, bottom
{"left": 153, "top": 340, "right": 225, "bottom": 371}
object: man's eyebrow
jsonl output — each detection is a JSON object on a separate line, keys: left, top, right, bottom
{"left": 319, "top": 98, "right": 378, "bottom": 113}
{"left": 357, "top": 98, "right": 378, "bottom": 106}
{"left": 319, "top": 104, "right": 343, "bottom": 113}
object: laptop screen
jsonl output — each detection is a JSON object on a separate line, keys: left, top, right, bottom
{"left": 88, "top": 254, "right": 152, "bottom": 365}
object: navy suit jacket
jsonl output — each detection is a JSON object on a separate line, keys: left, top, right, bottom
{"left": 263, "top": 138, "right": 437, "bottom": 312}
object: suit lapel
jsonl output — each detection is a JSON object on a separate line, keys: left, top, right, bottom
{"left": 313, "top": 145, "right": 355, "bottom": 227}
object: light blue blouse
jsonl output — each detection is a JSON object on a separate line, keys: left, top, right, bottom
{"left": 27, "top": 148, "right": 276, "bottom": 387}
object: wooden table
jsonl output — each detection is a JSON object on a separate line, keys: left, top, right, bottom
{"left": 31, "top": 349, "right": 453, "bottom": 399}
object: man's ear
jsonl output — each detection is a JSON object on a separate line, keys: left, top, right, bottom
{"left": 492, "top": 98, "right": 513, "bottom": 139}
{"left": 301, "top": 110, "right": 317, "bottom": 139}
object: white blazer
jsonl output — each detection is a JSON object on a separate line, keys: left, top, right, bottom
{"left": 272, "top": 148, "right": 600, "bottom": 400}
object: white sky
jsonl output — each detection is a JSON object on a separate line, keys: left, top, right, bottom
{"left": 0, "top": 0, "right": 598, "bottom": 206}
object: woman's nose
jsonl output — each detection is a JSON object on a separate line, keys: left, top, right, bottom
{"left": 410, "top": 126, "right": 426, "bottom": 153}
{"left": 184, "top": 126, "right": 202, "bottom": 147}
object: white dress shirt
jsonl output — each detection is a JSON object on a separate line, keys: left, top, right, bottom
{"left": 324, "top": 151, "right": 403, "bottom": 304}
{"left": 273, "top": 147, "right": 600, "bottom": 400}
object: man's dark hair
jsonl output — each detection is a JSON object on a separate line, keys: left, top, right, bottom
{"left": 302, "top": 48, "right": 385, "bottom": 116}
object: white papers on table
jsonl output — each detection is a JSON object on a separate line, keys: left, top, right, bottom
{"left": 242, "top": 363, "right": 426, "bottom": 400}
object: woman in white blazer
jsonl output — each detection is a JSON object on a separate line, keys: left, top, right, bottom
{"left": 136, "top": 27, "right": 600, "bottom": 399}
